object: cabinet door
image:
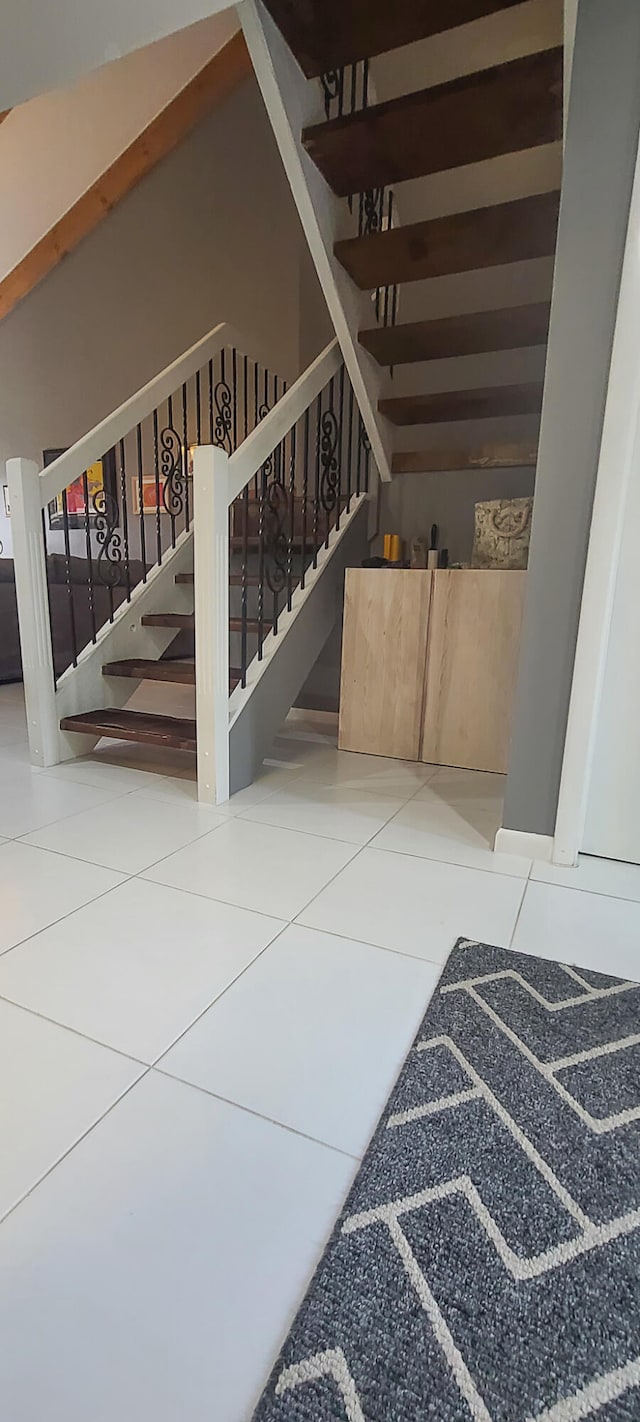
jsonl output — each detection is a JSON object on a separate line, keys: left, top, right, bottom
{"left": 421, "top": 570, "right": 525, "bottom": 773}
{"left": 338, "top": 569, "right": 432, "bottom": 760}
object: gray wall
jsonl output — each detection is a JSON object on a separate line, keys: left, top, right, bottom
{"left": 0, "top": 76, "right": 328, "bottom": 472}
{"left": 377, "top": 466, "right": 535, "bottom": 567}
{"left": 503, "top": 0, "right": 640, "bottom": 836}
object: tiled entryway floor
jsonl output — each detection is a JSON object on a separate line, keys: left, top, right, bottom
{"left": 1, "top": 679, "right": 639, "bottom": 1419}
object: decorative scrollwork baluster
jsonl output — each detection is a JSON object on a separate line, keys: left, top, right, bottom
{"left": 265, "top": 466, "right": 289, "bottom": 605}
{"left": 320, "top": 70, "right": 340, "bottom": 119}
{"left": 160, "top": 425, "right": 185, "bottom": 520}
{"left": 319, "top": 408, "right": 340, "bottom": 519}
{"left": 92, "top": 487, "right": 122, "bottom": 588}
{"left": 214, "top": 379, "right": 233, "bottom": 453}
{"left": 362, "top": 188, "right": 384, "bottom": 235}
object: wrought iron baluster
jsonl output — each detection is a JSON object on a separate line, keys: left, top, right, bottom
{"left": 287, "top": 420, "right": 296, "bottom": 612}
{"left": 346, "top": 382, "right": 354, "bottom": 513}
{"left": 300, "top": 407, "right": 310, "bottom": 590}
{"left": 312, "top": 391, "right": 322, "bottom": 570}
{"left": 362, "top": 58, "right": 369, "bottom": 108}
{"left": 349, "top": 63, "right": 357, "bottom": 114}
{"left": 161, "top": 395, "right": 183, "bottom": 548}
{"left": 241, "top": 480, "right": 249, "bottom": 688}
{"left": 320, "top": 379, "right": 340, "bottom": 550}
{"left": 208, "top": 358, "right": 214, "bottom": 442}
{"left": 265, "top": 432, "right": 288, "bottom": 635}
{"left": 214, "top": 348, "right": 232, "bottom": 454}
{"left": 257, "top": 464, "right": 267, "bottom": 660}
{"left": 136, "top": 423, "right": 147, "bottom": 579}
{"left": 356, "top": 414, "right": 363, "bottom": 496}
{"left": 152, "top": 408, "right": 162, "bottom": 565}
{"left": 321, "top": 69, "right": 340, "bottom": 119}
{"left": 81, "top": 471, "right": 97, "bottom": 642}
{"left": 182, "top": 381, "right": 190, "bottom": 532}
{"left": 93, "top": 450, "right": 122, "bottom": 618}
{"left": 61, "top": 487, "right": 79, "bottom": 666}
{"left": 243, "top": 354, "right": 248, "bottom": 439}
{"left": 196, "top": 368, "right": 202, "bottom": 445}
{"left": 253, "top": 361, "right": 260, "bottom": 496}
{"left": 118, "top": 438, "right": 131, "bottom": 599}
{"left": 336, "top": 364, "right": 345, "bottom": 532}
{"left": 362, "top": 421, "right": 372, "bottom": 493}
{"left": 41, "top": 509, "right": 58, "bottom": 685}
{"left": 232, "top": 347, "right": 238, "bottom": 451}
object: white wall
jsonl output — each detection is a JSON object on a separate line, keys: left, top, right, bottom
{"left": 0, "top": 0, "right": 235, "bottom": 109}
{"left": 0, "top": 11, "right": 238, "bottom": 282}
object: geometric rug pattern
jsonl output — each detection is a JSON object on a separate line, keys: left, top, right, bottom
{"left": 251, "top": 939, "right": 640, "bottom": 1421}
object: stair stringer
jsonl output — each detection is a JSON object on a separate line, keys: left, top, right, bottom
{"left": 228, "top": 495, "right": 368, "bottom": 793}
{"left": 239, "top": 0, "right": 393, "bottom": 482}
{"left": 54, "top": 529, "right": 194, "bottom": 761}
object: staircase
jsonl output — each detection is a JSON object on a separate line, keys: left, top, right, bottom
{"left": 241, "top": 0, "right": 563, "bottom": 482}
{"left": 8, "top": 326, "right": 370, "bottom": 801}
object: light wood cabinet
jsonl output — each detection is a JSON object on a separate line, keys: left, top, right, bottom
{"left": 338, "top": 567, "right": 525, "bottom": 773}
{"left": 338, "top": 568, "right": 432, "bottom": 760}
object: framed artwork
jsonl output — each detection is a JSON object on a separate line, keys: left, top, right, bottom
{"left": 132, "top": 475, "right": 168, "bottom": 516}
{"left": 2, "top": 484, "right": 9, "bottom": 516}
{"left": 44, "top": 447, "right": 117, "bottom": 530}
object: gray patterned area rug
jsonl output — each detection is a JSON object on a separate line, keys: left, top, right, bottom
{"left": 252, "top": 938, "right": 640, "bottom": 1422}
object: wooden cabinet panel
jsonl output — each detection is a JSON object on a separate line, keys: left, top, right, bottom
{"left": 421, "top": 570, "right": 525, "bottom": 773}
{"left": 339, "top": 569, "right": 432, "bottom": 760}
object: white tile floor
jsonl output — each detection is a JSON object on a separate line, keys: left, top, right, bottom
{"left": 0, "top": 678, "right": 638, "bottom": 1421}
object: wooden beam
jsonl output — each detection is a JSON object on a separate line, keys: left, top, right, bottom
{"left": 360, "top": 302, "right": 551, "bottom": 366}
{"left": 0, "top": 32, "right": 252, "bottom": 323}
{"left": 261, "top": 0, "right": 527, "bottom": 78}
{"left": 380, "top": 382, "right": 544, "bottom": 425}
{"left": 392, "top": 443, "right": 538, "bottom": 474}
{"left": 334, "top": 191, "right": 560, "bottom": 289}
{"left": 302, "top": 48, "right": 563, "bottom": 197}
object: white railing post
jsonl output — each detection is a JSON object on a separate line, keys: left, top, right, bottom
{"left": 193, "top": 445, "right": 230, "bottom": 805}
{"left": 7, "top": 458, "right": 59, "bottom": 767}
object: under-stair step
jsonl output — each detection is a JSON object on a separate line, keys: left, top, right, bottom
{"left": 391, "top": 442, "right": 539, "bottom": 474}
{"left": 302, "top": 48, "right": 563, "bottom": 197}
{"left": 334, "top": 191, "right": 560, "bottom": 290}
{"left": 102, "top": 658, "right": 196, "bottom": 684}
{"left": 262, "top": 0, "right": 526, "bottom": 77}
{"left": 176, "top": 572, "right": 261, "bottom": 586}
{"left": 360, "top": 302, "right": 551, "bottom": 366}
{"left": 380, "top": 382, "right": 544, "bottom": 426}
{"left": 60, "top": 708, "right": 197, "bottom": 752}
{"left": 141, "top": 613, "right": 273, "bottom": 633}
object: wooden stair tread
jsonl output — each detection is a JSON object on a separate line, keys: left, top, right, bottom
{"left": 360, "top": 302, "right": 551, "bottom": 366}
{"left": 380, "top": 382, "right": 544, "bottom": 425}
{"left": 262, "top": 0, "right": 526, "bottom": 77}
{"left": 60, "top": 709, "right": 197, "bottom": 752}
{"left": 302, "top": 48, "right": 563, "bottom": 197}
{"left": 103, "top": 658, "right": 195, "bottom": 684}
{"left": 141, "top": 613, "right": 273, "bottom": 632}
{"left": 392, "top": 443, "right": 538, "bottom": 474}
{"left": 335, "top": 191, "right": 560, "bottom": 289}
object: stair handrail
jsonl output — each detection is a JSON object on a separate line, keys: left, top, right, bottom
{"left": 37, "top": 321, "right": 266, "bottom": 507}
{"left": 226, "top": 337, "right": 341, "bottom": 504}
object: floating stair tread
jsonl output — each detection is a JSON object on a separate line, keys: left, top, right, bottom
{"left": 380, "top": 382, "right": 544, "bottom": 426}
{"left": 60, "top": 709, "right": 197, "bottom": 752}
{"left": 335, "top": 191, "right": 560, "bottom": 290}
{"left": 262, "top": 0, "right": 527, "bottom": 77}
{"left": 302, "top": 48, "right": 563, "bottom": 197}
{"left": 392, "top": 443, "right": 538, "bottom": 474}
{"left": 360, "top": 302, "right": 551, "bottom": 366}
{"left": 102, "top": 658, "right": 196, "bottom": 684}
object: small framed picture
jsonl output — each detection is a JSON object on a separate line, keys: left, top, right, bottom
{"left": 2, "top": 484, "right": 9, "bottom": 516}
{"left": 132, "top": 475, "right": 167, "bottom": 516}
{"left": 45, "top": 448, "right": 118, "bottom": 530}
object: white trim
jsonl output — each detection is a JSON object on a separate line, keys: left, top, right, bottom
{"left": 238, "top": 0, "right": 393, "bottom": 482}
{"left": 494, "top": 827, "right": 554, "bottom": 862}
{"left": 194, "top": 445, "right": 230, "bottom": 805}
{"left": 227, "top": 338, "right": 341, "bottom": 504}
{"left": 553, "top": 127, "right": 640, "bottom": 867}
{"left": 6, "top": 458, "right": 59, "bottom": 767}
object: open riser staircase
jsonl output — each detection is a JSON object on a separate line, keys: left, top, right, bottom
{"left": 240, "top": 0, "right": 563, "bottom": 483}
{"left": 8, "top": 324, "right": 371, "bottom": 803}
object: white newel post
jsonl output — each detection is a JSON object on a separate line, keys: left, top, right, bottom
{"left": 7, "top": 458, "right": 60, "bottom": 768}
{"left": 193, "top": 445, "right": 230, "bottom": 804}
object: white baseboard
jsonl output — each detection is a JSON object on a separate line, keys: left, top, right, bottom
{"left": 494, "top": 827, "right": 554, "bottom": 862}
